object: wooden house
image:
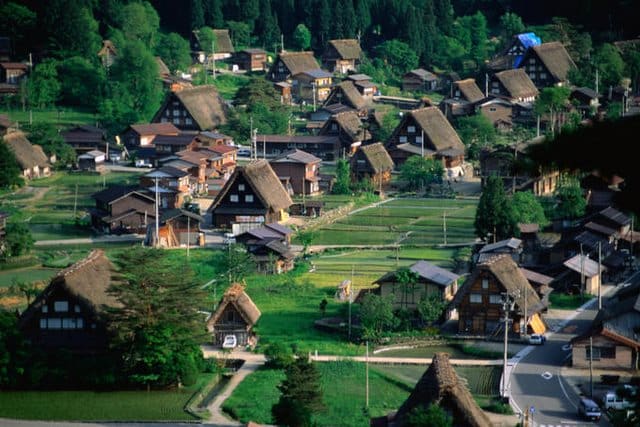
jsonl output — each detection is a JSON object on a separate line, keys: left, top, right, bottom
{"left": 451, "top": 255, "right": 547, "bottom": 336}
{"left": 319, "top": 111, "right": 371, "bottom": 155}
{"left": 147, "top": 208, "right": 204, "bottom": 248}
{"left": 402, "top": 69, "right": 439, "bottom": 92}
{"left": 89, "top": 185, "right": 156, "bottom": 234}
{"left": 152, "top": 85, "right": 227, "bottom": 131}
{"left": 236, "top": 223, "right": 295, "bottom": 274}
{"left": 372, "top": 353, "right": 492, "bottom": 427}
{"left": 209, "top": 160, "right": 293, "bottom": 228}
{"left": 560, "top": 254, "right": 605, "bottom": 295}
{"left": 323, "top": 81, "right": 368, "bottom": 113}
{"left": 235, "top": 48, "right": 267, "bottom": 72}
{"left": 3, "top": 131, "right": 51, "bottom": 179}
{"left": 141, "top": 166, "right": 192, "bottom": 200}
{"left": 372, "top": 260, "right": 460, "bottom": 311}
{"left": 206, "top": 283, "right": 261, "bottom": 347}
{"left": 97, "top": 40, "right": 117, "bottom": 68}
{"left": 350, "top": 142, "right": 393, "bottom": 188}
{"left": 386, "top": 106, "right": 465, "bottom": 169}
{"left": 153, "top": 133, "right": 198, "bottom": 155}
{"left": 476, "top": 98, "right": 514, "bottom": 129}
{"left": 269, "top": 149, "right": 322, "bottom": 196}
{"left": 488, "top": 32, "right": 542, "bottom": 72}
{"left": 489, "top": 69, "right": 539, "bottom": 103}
{"left": 254, "top": 134, "right": 340, "bottom": 161}
{"left": 19, "top": 250, "right": 119, "bottom": 354}
{"left": 269, "top": 51, "right": 319, "bottom": 82}
{"left": 292, "top": 69, "right": 333, "bottom": 104}
{"left": 196, "top": 131, "right": 235, "bottom": 147}
{"left": 570, "top": 87, "right": 600, "bottom": 115}
{"left": 344, "top": 74, "right": 377, "bottom": 97}
{"left": 477, "top": 238, "right": 523, "bottom": 264}
{"left": 571, "top": 280, "right": 640, "bottom": 370}
{"left": 0, "top": 62, "right": 27, "bottom": 85}
{"left": 191, "top": 29, "right": 234, "bottom": 63}
{"left": 62, "top": 125, "right": 108, "bottom": 154}
{"left": 77, "top": 150, "right": 106, "bottom": 172}
{"left": 517, "top": 41, "right": 576, "bottom": 88}
{"left": 322, "top": 39, "right": 361, "bottom": 74}
{"left": 441, "top": 79, "right": 485, "bottom": 118}
{"left": 309, "top": 103, "right": 355, "bottom": 122}
{"left": 121, "top": 123, "right": 180, "bottom": 149}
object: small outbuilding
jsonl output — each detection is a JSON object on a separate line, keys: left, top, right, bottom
{"left": 206, "top": 283, "right": 261, "bottom": 348}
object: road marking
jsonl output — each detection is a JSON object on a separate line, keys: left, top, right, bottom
{"left": 562, "top": 344, "right": 572, "bottom": 351}
{"left": 558, "top": 372, "right": 578, "bottom": 410}
{"left": 542, "top": 371, "right": 553, "bottom": 380}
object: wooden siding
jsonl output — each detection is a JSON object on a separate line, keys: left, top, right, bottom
{"left": 572, "top": 335, "right": 635, "bottom": 369}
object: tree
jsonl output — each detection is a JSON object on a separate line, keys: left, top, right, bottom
{"left": 219, "top": 244, "right": 256, "bottom": 284}
{"left": 227, "top": 21, "right": 252, "bottom": 48}
{"left": 27, "top": 59, "right": 61, "bottom": 109}
{"left": 594, "top": 43, "right": 625, "bottom": 89}
{"left": 359, "top": 293, "right": 397, "bottom": 341}
{"left": 118, "top": 1, "right": 160, "bottom": 48}
{"left": 3, "top": 222, "right": 34, "bottom": 258}
{"left": 499, "top": 12, "right": 525, "bottom": 42}
{"left": 554, "top": 179, "right": 586, "bottom": 220}
{"left": 396, "top": 267, "right": 419, "bottom": 310}
{"left": 296, "top": 229, "right": 315, "bottom": 257}
{"left": 375, "top": 39, "right": 419, "bottom": 78}
{"left": 510, "top": 191, "right": 549, "bottom": 230}
{"left": 155, "top": 33, "right": 192, "bottom": 73}
{"left": 332, "top": 158, "right": 351, "bottom": 195}
{"left": 272, "top": 356, "right": 324, "bottom": 427}
{"left": 417, "top": 294, "right": 448, "bottom": 326}
{"left": 534, "top": 86, "right": 571, "bottom": 136}
{"left": 24, "top": 123, "right": 76, "bottom": 167}
{"left": 204, "top": 0, "right": 224, "bottom": 28}
{"left": 0, "top": 143, "right": 23, "bottom": 189}
{"left": 474, "top": 175, "right": 515, "bottom": 241}
{"left": 468, "top": 11, "right": 488, "bottom": 68}
{"left": 399, "top": 156, "right": 444, "bottom": 192}
{"left": 0, "top": 309, "right": 29, "bottom": 387}
{"left": 234, "top": 78, "right": 281, "bottom": 110}
{"left": 43, "top": 1, "right": 101, "bottom": 58}
{"left": 254, "top": 0, "right": 280, "bottom": 49}
{"left": 406, "top": 403, "right": 453, "bottom": 427}
{"left": 455, "top": 115, "right": 496, "bottom": 160}
{"left": 292, "top": 24, "right": 311, "bottom": 51}
{"left": 374, "top": 109, "right": 400, "bottom": 143}
{"left": 108, "top": 247, "right": 207, "bottom": 388}
{"left": 57, "top": 56, "right": 106, "bottom": 110}
{"left": 264, "top": 342, "right": 294, "bottom": 368}
{"left": 0, "top": 2, "right": 36, "bottom": 56}
{"left": 190, "top": 0, "right": 205, "bottom": 30}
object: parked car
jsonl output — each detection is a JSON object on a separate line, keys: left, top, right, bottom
{"left": 222, "top": 334, "right": 237, "bottom": 349}
{"left": 237, "top": 148, "right": 251, "bottom": 157}
{"left": 134, "top": 159, "right": 153, "bottom": 168}
{"left": 604, "top": 391, "right": 634, "bottom": 411}
{"left": 528, "top": 334, "right": 544, "bottom": 345}
{"left": 578, "top": 397, "right": 602, "bottom": 421}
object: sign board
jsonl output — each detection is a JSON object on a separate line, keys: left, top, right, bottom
{"left": 529, "top": 406, "right": 535, "bottom": 414}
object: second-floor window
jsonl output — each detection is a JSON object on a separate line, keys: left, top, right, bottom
{"left": 245, "top": 194, "right": 254, "bottom": 202}
{"left": 470, "top": 293, "right": 482, "bottom": 303}
{"left": 230, "top": 194, "right": 239, "bottom": 202}
{"left": 407, "top": 126, "right": 416, "bottom": 133}
{"left": 489, "top": 294, "right": 502, "bottom": 304}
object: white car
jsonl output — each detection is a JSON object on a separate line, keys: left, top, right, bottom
{"left": 222, "top": 335, "right": 237, "bottom": 349}
{"left": 237, "top": 148, "right": 251, "bottom": 157}
{"left": 528, "top": 334, "right": 544, "bottom": 345}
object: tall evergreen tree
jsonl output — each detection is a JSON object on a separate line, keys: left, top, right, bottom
{"left": 434, "top": 0, "right": 454, "bottom": 36}
{"left": 190, "top": 0, "right": 205, "bottom": 30}
{"left": 342, "top": 0, "right": 357, "bottom": 39}
{"left": 239, "top": 0, "right": 260, "bottom": 31}
{"left": 469, "top": 11, "right": 488, "bottom": 68}
{"left": 254, "top": 0, "right": 280, "bottom": 50}
{"left": 354, "top": 0, "right": 371, "bottom": 37}
{"left": 42, "top": 1, "right": 101, "bottom": 58}
{"left": 315, "top": 0, "right": 332, "bottom": 49}
{"left": 272, "top": 357, "right": 324, "bottom": 427}
{"left": 0, "top": 142, "right": 23, "bottom": 189}
{"left": 118, "top": 1, "right": 161, "bottom": 48}
{"left": 203, "top": 0, "right": 224, "bottom": 28}
{"left": 474, "top": 175, "right": 514, "bottom": 241}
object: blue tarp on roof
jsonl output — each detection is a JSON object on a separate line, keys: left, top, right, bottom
{"left": 513, "top": 32, "right": 542, "bottom": 68}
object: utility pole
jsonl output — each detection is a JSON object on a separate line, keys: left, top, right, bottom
{"left": 186, "top": 215, "right": 190, "bottom": 258}
{"left": 155, "top": 176, "right": 160, "bottom": 248}
{"left": 589, "top": 336, "right": 594, "bottom": 398}
{"left": 420, "top": 129, "right": 424, "bottom": 157}
{"left": 523, "top": 284, "right": 528, "bottom": 337}
{"left": 73, "top": 183, "right": 78, "bottom": 219}
{"left": 348, "top": 264, "right": 354, "bottom": 340}
{"left": 580, "top": 243, "right": 585, "bottom": 303}
{"left": 211, "top": 40, "right": 216, "bottom": 80}
{"left": 501, "top": 292, "right": 515, "bottom": 402}
{"left": 598, "top": 241, "right": 602, "bottom": 310}
{"left": 443, "top": 211, "right": 447, "bottom": 245}
{"left": 365, "top": 340, "right": 370, "bottom": 408}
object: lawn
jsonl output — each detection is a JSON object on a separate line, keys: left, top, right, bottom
{"left": 0, "top": 108, "right": 98, "bottom": 128}
{"left": 223, "top": 361, "right": 501, "bottom": 427}
{"left": 0, "top": 373, "right": 215, "bottom": 421}
{"left": 549, "top": 292, "right": 595, "bottom": 309}
{"left": 0, "top": 266, "right": 59, "bottom": 287}
{"left": 211, "top": 73, "right": 250, "bottom": 100}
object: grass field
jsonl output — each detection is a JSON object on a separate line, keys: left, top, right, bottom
{"left": 310, "top": 197, "right": 478, "bottom": 246}
{"left": 211, "top": 73, "right": 250, "bottom": 100}
{"left": 0, "top": 108, "right": 98, "bottom": 128}
{"left": 549, "top": 292, "right": 594, "bottom": 309}
{"left": 0, "top": 266, "right": 59, "bottom": 287}
{"left": 0, "top": 373, "right": 215, "bottom": 421}
{"left": 223, "top": 361, "right": 500, "bottom": 426}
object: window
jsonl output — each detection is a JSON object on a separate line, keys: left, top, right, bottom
{"left": 399, "top": 136, "right": 408, "bottom": 143}
{"left": 54, "top": 301, "right": 69, "bottom": 312}
{"left": 77, "top": 318, "right": 84, "bottom": 328}
{"left": 482, "top": 279, "right": 489, "bottom": 289}
{"left": 185, "top": 118, "right": 192, "bottom": 125}
{"left": 74, "top": 305, "right": 81, "bottom": 313}
{"left": 529, "top": 58, "right": 535, "bottom": 64}
{"left": 173, "top": 118, "right": 180, "bottom": 125}
{"left": 41, "top": 305, "right": 48, "bottom": 313}
{"left": 230, "top": 194, "right": 239, "bottom": 202}
{"left": 48, "top": 318, "right": 62, "bottom": 329}
{"left": 489, "top": 294, "right": 502, "bottom": 304}
{"left": 331, "top": 123, "right": 338, "bottom": 131}
{"left": 173, "top": 109, "right": 180, "bottom": 116}
{"left": 407, "top": 125, "right": 416, "bottom": 133}
{"left": 165, "top": 110, "right": 170, "bottom": 116}
{"left": 415, "top": 136, "right": 423, "bottom": 144}
{"left": 238, "top": 184, "right": 245, "bottom": 191}
{"left": 540, "top": 72, "right": 547, "bottom": 79}
{"left": 586, "top": 347, "right": 600, "bottom": 360}
{"left": 490, "top": 107, "right": 497, "bottom": 112}
{"left": 62, "top": 318, "right": 75, "bottom": 329}
{"left": 39, "top": 319, "right": 47, "bottom": 329}
{"left": 245, "top": 194, "right": 254, "bottom": 202}
{"left": 599, "top": 346, "right": 616, "bottom": 359}
{"left": 470, "top": 293, "right": 482, "bottom": 303}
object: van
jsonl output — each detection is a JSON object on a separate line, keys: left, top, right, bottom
{"left": 578, "top": 397, "right": 601, "bottom": 421}
{"left": 223, "top": 233, "right": 236, "bottom": 244}
{"left": 604, "top": 391, "right": 634, "bottom": 410}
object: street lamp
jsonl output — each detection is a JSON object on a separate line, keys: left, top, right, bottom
{"left": 501, "top": 291, "right": 517, "bottom": 402}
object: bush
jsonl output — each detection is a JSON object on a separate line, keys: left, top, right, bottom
{"left": 264, "top": 342, "right": 294, "bottom": 369}
{"left": 483, "top": 399, "right": 514, "bottom": 414}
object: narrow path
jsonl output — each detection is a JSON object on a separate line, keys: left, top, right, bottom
{"left": 34, "top": 234, "right": 145, "bottom": 246}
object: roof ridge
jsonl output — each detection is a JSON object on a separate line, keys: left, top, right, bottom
{"left": 57, "top": 249, "right": 104, "bottom": 278}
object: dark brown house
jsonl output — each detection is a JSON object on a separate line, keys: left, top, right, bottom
{"left": 209, "top": 159, "right": 293, "bottom": 228}
{"left": 270, "top": 149, "right": 322, "bottom": 196}
{"left": 254, "top": 134, "right": 340, "bottom": 161}
{"left": 517, "top": 41, "right": 576, "bottom": 88}
{"left": 441, "top": 79, "right": 485, "bottom": 118}
{"left": 350, "top": 142, "right": 394, "bottom": 188}
{"left": 451, "top": 255, "right": 546, "bottom": 336}
{"left": 386, "top": 106, "right": 465, "bottom": 169}
{"left": 489, "top": 68, "right": 539, "bottom": 103}
{"left": 402, "top": 68, "right": 439, "bottom": 92}
{"left": 236, "top": 48, "right": 267, "bottom": 72}
{"left": 152, "top": 85, "right": 227, "bottom": 131}
{"left": 122, "top": 122, "right": 180, "bottom": 149}
{"left": 89, "top": 185, "right": 156, "bottom": 234}
{"left": 372, "top": 353, "right": 492, "bottom": 427}
{"left": 476, "top": 98, "right": 514, "bottom": 129}
{"left": 62, "top": 125, "right": 108, "bottom": 154}
{"left": 236, "top": 224, "right": 295, "bottom": 274}
{"left": 323, "top": 81, "right": 368, "bottom": 113}
{"left": 322, "top": 39, "right": 361, "bottom": 74}
{"left": 18, "top": 250, "right": 120, "bottom": 354}
{"left": 206, "top": 283, "right": 261, "bottom": 347}
{"left": 269, "top": 51, "right": 319, "bottom": 82}
{"left": 319, "top": 110, "right": 371, "bottom": 155}
{"left": 345, "top": 74, "right": 377, "bottom": 98}
{"left": 153, "top": 133, "right": 198, "bottom": 154}
{"left": 0, "top": 62, "right": 27, "bottom": 85}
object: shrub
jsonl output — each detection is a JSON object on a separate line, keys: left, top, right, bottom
{"left": 264, "top": 342, "right": 294, "bottom": 369}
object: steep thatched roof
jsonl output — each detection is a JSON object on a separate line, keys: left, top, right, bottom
{"left": 174, "top": 85, "right": 227, "bottom": 130}
{"left": 394, "top": 353, "right": 492, "bottom": 427}
{"left": 155, "top": 56, "right": 170, "bottom": 76}
{"left": 329, "top": 81, "right": 367, "bottom": 110}
{"left": 0, "top": 113, "right": 12, "bottom": 129}
{"left": 3, "top": 131, "right": 50, "bottom": 169}
{"left": 271, "top": 149, "right": 321, "bottom": 164}
{"left": 322, "top": 111, "right": 370, "bottom": 142}
{"left": 409, "top": 107, "right": 465, "bottom": 152}
{"left": 211, "top": 160, "right": 292, "bottom": 212}
{"left": 130, "top": 122, "right": 180, "bottom": 136}
{"left": 528, "top": 42, "right": 576, "bottom": 82}
{"left": 278, "top": 51, "right": 319, "bottom": 76}
{"left": 357, "top": 143, "right": 393, "bottom": 173}
{"left": 206, "top": 283, "right": 261, "bottom": 331}
{"left": 19, "top": 250, "right": 120, "bottom": 327}
{"left": 327, "top": 39, "right": 362, "bottom": 60}
{"left": 454, "top": 79, "right": 484, "bottom": 103}
{"left": 494, "top": 69, "right": 539, "bottom": 99}
{"left": 213, "top": 29, "right": 234, "bottom": 53}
